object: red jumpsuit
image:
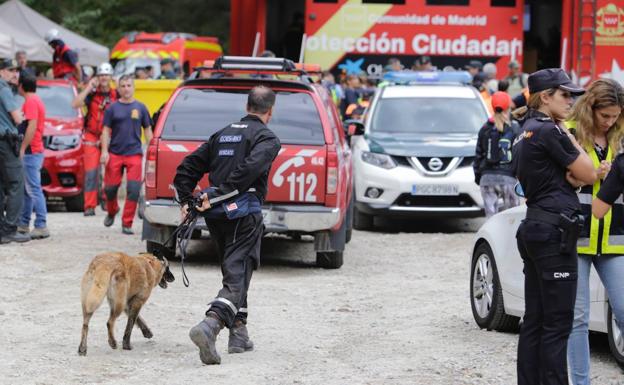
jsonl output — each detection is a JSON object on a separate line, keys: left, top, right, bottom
{"left": 82, "top": 91, "right": 117, "bottom": 211}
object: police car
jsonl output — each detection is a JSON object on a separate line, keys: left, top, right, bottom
{"left": 470, "top": 205, "right": 624, "bottom": 367}
{"left": 350, "top": 71, "right": 488, "bottom": 229}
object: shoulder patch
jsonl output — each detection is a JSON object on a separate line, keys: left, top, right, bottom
{"left": 219, "top": 135, "right": 242, "bottom": 143}
{"left": 230, "top": 123, "right": 248, "bottom": 129}
{"left": 536, "top": 116, "right": 552, "bottom": 122}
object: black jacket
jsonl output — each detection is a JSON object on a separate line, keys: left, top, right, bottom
{"left": 173, "top": 114, "right": 281, "bottom": 205}
{"left": 473, "top": 119, "right": 522, "bottom": 183}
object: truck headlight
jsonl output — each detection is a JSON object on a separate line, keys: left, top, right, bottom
{"left": 47, "top": 134, "right": 80, "bottom": 151}
{"left": 361, "top": 151, "right": 396, "bottom": 169}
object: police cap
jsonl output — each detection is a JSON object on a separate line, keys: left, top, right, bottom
{"left": 528, "top": 68, "right": 585, "bottom": 95}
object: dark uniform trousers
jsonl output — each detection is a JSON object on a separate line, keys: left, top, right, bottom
{"left": 516, "top": 219, "right": 578, "bottom": 385}
{"left": 0, "top": 139, "right": 24, "bottom": 235}
{"left": 205, "top": 212, "right": 264, "bottom": 328}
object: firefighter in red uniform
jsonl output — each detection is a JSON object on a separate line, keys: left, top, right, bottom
{"left": 72, "top": 63, "right": 118, "bottom": 216}
{"left": 100, "top": 75, "right": 152, "bottom": 234}
{"left": 45, "top": 29, "right": 82, "bottom": 83}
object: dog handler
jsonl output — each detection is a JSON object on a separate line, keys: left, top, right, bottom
{"left": 173, "top": 85, "right": 281, "bottom": 365}
{"left": 512, "top": 68, "right": 596, "bottom": 385}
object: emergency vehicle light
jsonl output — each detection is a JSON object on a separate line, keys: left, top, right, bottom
{"left": 213, "top": 56, "right": 297, "bottom": 72}
{"left": 383, "top": 71, "right": 472, "bottom": 85}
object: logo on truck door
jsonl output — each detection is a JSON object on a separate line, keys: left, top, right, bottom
{"left": 272, "top": 151, "right": 318, "bottom": 202}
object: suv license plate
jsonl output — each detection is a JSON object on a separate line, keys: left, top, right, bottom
{"left": 411, "top": 184, "right": 459, "bottom": 196}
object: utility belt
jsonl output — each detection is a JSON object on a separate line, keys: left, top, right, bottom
{"left": 0, "top": 130, "right": 22, "bottom": 157}
{"left": 199, "top": 188, "right": 261, "bottom": 221}
{"left": 526, "top": 207, "right": 585, "bottom": 254}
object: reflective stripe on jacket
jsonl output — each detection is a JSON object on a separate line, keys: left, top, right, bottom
{"left": 577, "top": 144, "right": 624, "bottom": 255}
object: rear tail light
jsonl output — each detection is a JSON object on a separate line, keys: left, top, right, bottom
{"left": 145, "top": 139, "right": 157, "bottom": 188}
{"left": 326, "top": 147, "right": 338, "bottom": 195}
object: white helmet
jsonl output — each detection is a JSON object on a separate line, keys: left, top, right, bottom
{"left": 44, "top": 28, "right": 60, "bottom": 43}
{"left": 96, "top": 62, "right": 114, "bottom": 76}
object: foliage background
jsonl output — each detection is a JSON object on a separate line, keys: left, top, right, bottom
{"left": 1, "top": 0, "right": 230, "bottom": 50}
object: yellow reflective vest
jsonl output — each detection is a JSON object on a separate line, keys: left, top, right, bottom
{"left": 576, "top": 143, "right": 624, "bottom": 255}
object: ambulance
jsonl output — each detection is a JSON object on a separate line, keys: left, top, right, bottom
{"left": 110, "top": 32, "right": 223, "bottom": 79}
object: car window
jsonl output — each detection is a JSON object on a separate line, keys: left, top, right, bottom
{"left": 37, "top": 85, "right": 78, "bottom": 118}
{"left": 370, "top": 97, "right": 487, "bottom": 134}
{"left": 161, "top": 88, "right": 326, "bottom": 144}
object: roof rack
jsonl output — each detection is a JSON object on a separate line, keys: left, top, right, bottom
{"left": 213, "top": 56, "right": 298, "bottom": 72}
{"left": 383, "top": 70, "right": 472, "bottom": 85}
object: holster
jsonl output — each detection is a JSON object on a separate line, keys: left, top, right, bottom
{"left": 526, "top": 207, "right": 584, "bottom": 254}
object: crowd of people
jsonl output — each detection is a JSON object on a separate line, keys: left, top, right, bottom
{"left": 0, "top": 29, "right": 153, "bottom": 244}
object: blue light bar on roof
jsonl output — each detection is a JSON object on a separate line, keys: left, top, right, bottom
{"left": 383, "top": 70, "right": 472, "bottom": 85}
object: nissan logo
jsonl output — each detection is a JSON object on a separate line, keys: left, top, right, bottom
{"left": 428, "top": 157, "right": 444, "bottom": 172}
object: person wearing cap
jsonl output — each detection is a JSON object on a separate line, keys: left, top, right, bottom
{"left": 565, "top": 79, "right": 624, "bottom": 385}
{"left": 464, "top": 60, "right": 483, "bottom": 78}
{"left": 45, "top": 28, "right": 81, "bottom": 83}
{"left": 473, "top": 91, "right": 521, "bottom": 217}
{"left": 513, "top": 68, "right": 596, "bottom": 385}
{"left": 159, "top": 58, "right": 177, "bottom": 79}
{"left": 72, "top": 62, "right": 118, "bottom": 216}
{"left": 0, "top": 58, "right": 28, "bottom": 244}
{"left": 504, "top": 59, "right": 529, "bottom": 98}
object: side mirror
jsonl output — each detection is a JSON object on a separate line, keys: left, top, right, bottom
{"left": 514, "top": 182, "right": 525, "bottom": 198}
{"left": 344, "top": 119, "right": 365, "bottom": 136}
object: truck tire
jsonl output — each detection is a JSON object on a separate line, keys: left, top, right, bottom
{"left": 353, "top": 206, "right": 373, "bottom": 230}
{"left": 64, "top": 193, "right": 84, "bottom": 212}
{"left": 345, "top": 197, "right": 354, "bottom": 243}
{"left": 316, "top": 250, "right": 343, "bottom": 269}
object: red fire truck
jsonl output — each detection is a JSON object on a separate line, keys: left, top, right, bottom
{"left": 230, "top": 0, "right": 624, "bottom": 85}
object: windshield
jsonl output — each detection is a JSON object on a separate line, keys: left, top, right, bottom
{"left": 161, "top": 88, "right": 325, "bottom": 145}
{"left": 113, "top": 58, "right": 169, "bottom": 78}
{"left": 370, "top": 97, "right": 487, "bottom": 134}
{"left": 37, "top": 85, "right": 78, "bottom": 118}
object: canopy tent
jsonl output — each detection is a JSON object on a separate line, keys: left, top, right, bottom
{"left": 0, "top": 21, "right": 52, "bottom": 62}
{"left": 0, "top": 0, "right": 109, "bottom": 66}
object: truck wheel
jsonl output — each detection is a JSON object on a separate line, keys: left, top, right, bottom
{"left": 64, "top": 193, "right": 84, "bottom": 212}
{"left": 353, "top": 206, "right": 373, "bottom": 230}
{"left": 316, "top": 251, "right": 343, "bottom": 269}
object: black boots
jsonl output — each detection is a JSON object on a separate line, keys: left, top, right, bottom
{"left": 189, "top": 312, "right": 224, "bottom": 365}
{"left": 228, "top": 320, "right": 254, "bottom": 354}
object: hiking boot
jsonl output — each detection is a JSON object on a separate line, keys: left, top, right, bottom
{"left": 16, "top": 226, "right": 29, "bottom": 234}
{"left": 103, "top": 213, "right": 116, "bottom": 227}
{"left": 83, "top": 208, "right": 96, "bottom": 216}
{"left": 228, "top": 320, "right": 254, "bottom": 354}
{"left": 31, "top": 227, "right": 50, "bottom": 239}
{"left": 121, "top": 226, "right": 134, "bottom": 235}
{"left": 189, "top": 312, "right": 223, "bottom": 365}
{"left": 1, "top": 231, "right": 31, "bottom": 244}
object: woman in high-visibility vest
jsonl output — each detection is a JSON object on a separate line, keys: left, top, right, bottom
{"left": 567, "top": 78, "right": 624, "bottom": 384}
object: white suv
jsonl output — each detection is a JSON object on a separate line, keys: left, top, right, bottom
{"left": 350, "top": 71, "right": 489, "bottom": 229}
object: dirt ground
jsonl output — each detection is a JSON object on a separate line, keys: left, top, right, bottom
{"left": 1, "top": 208, "right": 622, "bottom": 385}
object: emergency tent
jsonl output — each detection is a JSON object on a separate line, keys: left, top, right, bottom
{"left": 0, "top": 21, "right": 52, "bottom": 62}
{"left": 0, "top": 0, "right": 109, "bottom": 65}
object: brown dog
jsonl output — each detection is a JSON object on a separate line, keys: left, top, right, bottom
{"left": 78, "top": 252, "right": 174, "bottom": 356}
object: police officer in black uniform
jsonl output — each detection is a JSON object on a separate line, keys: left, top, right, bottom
{"left": 513, "top": 68, "right": 596, "bottom": 385}
{"left": 173, "top": 86, "right": 281, "bottom": 365}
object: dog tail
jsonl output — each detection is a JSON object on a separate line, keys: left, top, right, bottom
{"left": 81, "top": 265, "right": 114, "bottom": 316}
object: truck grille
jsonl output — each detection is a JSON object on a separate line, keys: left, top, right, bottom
{"left": 394, "top": 193, "right": 477, "bottom": 208}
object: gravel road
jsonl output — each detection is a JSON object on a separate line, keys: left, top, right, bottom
{"left": 1, "top": 208, "right": 622, "bottom": 385}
